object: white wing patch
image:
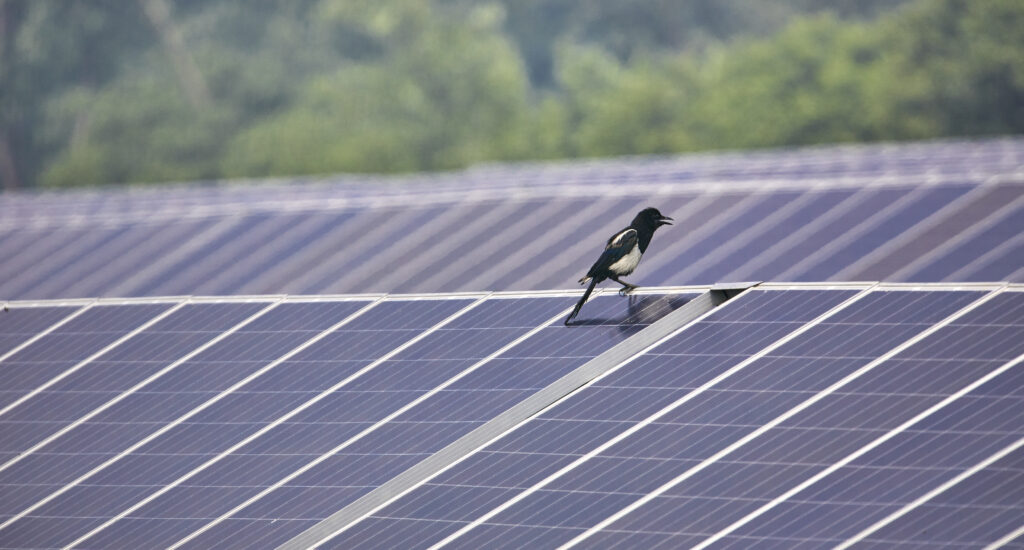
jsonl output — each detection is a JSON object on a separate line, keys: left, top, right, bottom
{"left": 609, "top": 244, "right": 642, "bottom": 275}
{"left": 608, "top": 228, "right": 637, "bottom": 248}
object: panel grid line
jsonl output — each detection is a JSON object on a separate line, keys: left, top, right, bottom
{"left": 60, "top": 295, "right": 492, "bottom": 549}
{"left": 558, "top": 286, "right": 1006, "bottom": 549}
{"left": 985, "top": 525, "right": 1024, "bottom": 549}
{"left": 419, "top": 287, "right": 877, "bottom": 549}
{"left": 0, "top": 297, "right": 386, "bottom": 536}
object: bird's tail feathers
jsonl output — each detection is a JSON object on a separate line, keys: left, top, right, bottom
{"left": 566, "top": 278, "right": 598, "bottom": 325}
{"left": 578, "top": 276, "right": 591, "bottom": 285}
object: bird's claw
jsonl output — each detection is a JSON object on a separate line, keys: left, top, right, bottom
{"left": 618, "top": 285, "right": 637, "bottom": 296}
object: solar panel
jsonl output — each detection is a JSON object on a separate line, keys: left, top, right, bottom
{"left": 0, "top": 304, "right": 79, "bottom": 357}
{"left": 0, "top": 291, "right": 699, "bottom": 548}
{"left": 1, "top": 139, "right": 1022, "bottom": 300}
{"left": 309, "top": 286, "right": 1023, "bottom": 549}
{"left": 0, "top": 303, "right": 178, "bottom": 411}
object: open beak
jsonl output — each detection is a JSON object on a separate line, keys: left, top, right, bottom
{"left": 658, "top": 216, "right": 673, "bottom": 226}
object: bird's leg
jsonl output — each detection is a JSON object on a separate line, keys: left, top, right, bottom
{"left": 610, "top": 276, "right": 638, "bottom": 295}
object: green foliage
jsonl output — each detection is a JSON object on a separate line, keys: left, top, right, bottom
{"left": 3, "top": 0, "right": 1023, "bottom": 189}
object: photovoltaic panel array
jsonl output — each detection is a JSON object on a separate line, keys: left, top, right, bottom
{"left": 308, "top": 286, "right": 1024, "bottom": 550}
{"left": 2, "top": 138, "right": 1023, "bottom": 301}
{"left": 0, "top": 290, "right": 699, "bottom": 548}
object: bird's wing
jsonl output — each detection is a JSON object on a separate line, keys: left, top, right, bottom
{"left": 587, "top": 228, "right": 638, "bottom": 277}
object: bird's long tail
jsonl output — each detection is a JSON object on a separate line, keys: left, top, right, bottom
{"left": 566, "top": 278, "right": 598, "bottom": 325}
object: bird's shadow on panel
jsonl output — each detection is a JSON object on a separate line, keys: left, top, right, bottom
{"left": 567, "top": 294, "right": 692, "bottom": 335}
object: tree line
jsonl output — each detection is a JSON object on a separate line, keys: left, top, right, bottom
{"left": 1, "top": 0, "right": 1021, "bottom": 189}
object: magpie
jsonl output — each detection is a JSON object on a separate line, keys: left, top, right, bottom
{"left": 565, "top": 207, "right": 673, "bottom": 324}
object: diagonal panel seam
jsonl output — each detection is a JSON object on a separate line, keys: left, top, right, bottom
{"left": 284, "top": 285, "right": 754, "bottom": 550}
{"left": 431, "top": 286, "right": 879, "bottom": 550}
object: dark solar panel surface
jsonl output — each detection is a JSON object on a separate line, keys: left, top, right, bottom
{"left": 323, "top": 289, "right": 866, "bottom": 548}
{"left": 0, "top": 299, "right": 381, "bottom": 547}
{"left": 0, "top": 286, "right": 1020, "bottom": 549}
{"left": 175, "top": 294, "right": 695, "bottom": 549}
{"left": 0, "top": 304, "right": 173, "bottom": 410}
{"left": 0, "top": 305, "right": 78, "bottom": 356}
{"left": 1, "top": 139, "right": 1022, "bottom": 300}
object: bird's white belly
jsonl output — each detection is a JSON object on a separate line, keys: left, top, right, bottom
{"left": 609, "top": 245, "right": 642, "bottom": 275}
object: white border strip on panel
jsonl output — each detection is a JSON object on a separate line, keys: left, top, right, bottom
{"left": 171, "top": 299, "right": 576, "bottom": 549}
{"left": 0, "top": 287, "right": 709, "bottom": 309}
{"left": 61, "top": 295, "right": 492, "bottom": 549}
{"left": 299, "top": 288, "right": 744, "bottom": 549}
{"left": 0, "top": 297, "right": 385, "bottom": 536}
{"left": 428, "top": 286, "right": 880, "bottom": 549}
{"left": 695, "top": 348, "right": 1024, "bottom": 549}
{"left": 0, "top": 298, "right": 286, "bottom": 476}
{"left": 0, "top": 301, "right": 96, "bottom": 366}
{"left": 838, "top": 435, "right": 1024, "bottom": 550}
{"left": 985, "top": 525, "right": 1024, "bottom": 550}
{"left": 559, "top": 286, "right": 1006, "bottom": 549}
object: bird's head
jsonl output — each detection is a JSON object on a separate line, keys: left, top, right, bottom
{"left": 634, "top": 207, "right": 673, "bottom": 231}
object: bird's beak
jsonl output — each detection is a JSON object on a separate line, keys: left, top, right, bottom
{"left": 658, "top": 216, "right": 673, "bottom": 226}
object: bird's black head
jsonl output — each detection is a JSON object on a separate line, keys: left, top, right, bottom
{"left": 633, "top": 207, "right": 673, "bottom": 231}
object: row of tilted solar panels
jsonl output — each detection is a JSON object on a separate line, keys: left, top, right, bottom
{"left": 2, "top": 179, "right": 1023, "bottom": 301}
{"left": 0, "top": 285, "right": 1021, "bottom": 548}
{"left": 4, "top": 137, "right": 1023, "bottom": 219}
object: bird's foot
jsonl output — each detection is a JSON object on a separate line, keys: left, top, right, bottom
{"left": 618, "top": 284, "right": 638, "bottom": 296}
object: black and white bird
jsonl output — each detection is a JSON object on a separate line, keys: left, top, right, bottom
{"left": 565, "top": 207, "right": 673, "bottom": 324}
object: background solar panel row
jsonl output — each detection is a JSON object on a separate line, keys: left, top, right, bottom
{"left": 318, "top": 286, "right": 1024, "bottom": 550}
{"left": 0, "top": 291, "right": 696, "bottom": 548}
{"left": 2, "top": 138, "right": 1023, "bottom": 301}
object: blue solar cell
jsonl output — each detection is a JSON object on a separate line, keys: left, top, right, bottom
{"left": 0, "top": 226, "right": 129, "bottom": 298}
{"left": 750, "top": 187, "right": 911, "bottom": 279}
{"left": 963, "top": 237, "right": 1024, "bottom": 282}
{"left": 0, "top": 304, "right": 173, "bottom": 410}
{"left": 854, "top": 184, "right": 1024, "bottom": 281}
{"left": 197, "top": 212, "right": 352, "bottom": 295}
{"left": 157, "top": 294, "right": 697, "bottom": 549}
{"left": 0, "top": 306, "right": 76, "bottom": 356}
{"left": 643, "top": 192, "right": 803, "bottom": 285}
{"left": 130, "top": 214, "right": 274, "bottom": 296}
{"left": 909, "top": 202, "right": 1024, "bottom": 281}
{"left": 320, "top": 289, "right": 859, "bottom": 549}
{"left": 311, "top": 207, "right": 454, "bottom": 295}
{"left": 689, "top": 189, "right": 857, "bottom": 283}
